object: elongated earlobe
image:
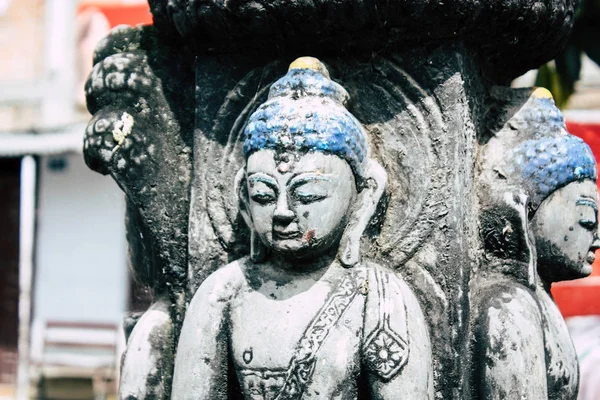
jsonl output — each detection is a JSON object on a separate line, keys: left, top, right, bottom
{"left": 340, "top": 235, "right": 360, "bottom": 267}
{"left": 250, "top": 230, "right": 267, "bottom": 262}
{"left": 234, "top": 167, "right": 268, "bottom": 263}
{"left": 339, "top": 160, "right": 387, "bottom": 267}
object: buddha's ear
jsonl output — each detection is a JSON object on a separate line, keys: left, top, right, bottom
{"left": 234, "top": 168, "right": 252, "bottom": 229}
{"left": 234, "top": 167, "right": 268, "bottom": 262}
{"left": 339, "top": 159, "right": 387, "bottom": 267}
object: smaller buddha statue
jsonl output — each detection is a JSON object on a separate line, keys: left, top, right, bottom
{"left": 474, "top": 88, "right": 599, "bottom": 399}
{"left": 171, "top": 57, "right": 433, "bottom": 399}
{"left": 522, "top": 139, "right": 599, "bottom": 284}
{"left": 506, "top": 130, "right": 598, "bottom": 399}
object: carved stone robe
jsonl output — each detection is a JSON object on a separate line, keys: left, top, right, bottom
{"left": 171, "top": 259, "right": 433, "bottom": 399}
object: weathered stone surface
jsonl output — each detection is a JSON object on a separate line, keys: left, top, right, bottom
{"left": 149, "top": 0, "right": 578, "bottom": 82}
{"left": 82, "top": 1, "right": 594, "bottom": 399}
{"left": 188, "top": 48, "right": 483, "bottom": 399}
{"left": 85, "top": 25, "right": 195, "bottom": 292}
{"left": 472, "top": 88, "right": 598, "bottom": 399}
{"left": 84, "top": 24, "right": 195, "bottom": 398}
{"left": 172, "top": 61, "right": 435, "bottom": 398}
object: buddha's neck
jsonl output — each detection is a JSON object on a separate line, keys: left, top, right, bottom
{"left": 267, "top": 250, "right": 338, "bottom": 276}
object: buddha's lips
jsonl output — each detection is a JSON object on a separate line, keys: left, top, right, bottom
{"left": 586, "top": 251, "right": 596, "bottom": 264}
{"left": 273, "top": 229, "right": 301, "bottom": 239}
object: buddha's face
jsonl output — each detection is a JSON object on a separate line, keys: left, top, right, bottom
{"left": 531, "top": 180, "right": 600, "bottom": 282}
{"left": 245, "top": 149, "right": 356, "bottom": 260}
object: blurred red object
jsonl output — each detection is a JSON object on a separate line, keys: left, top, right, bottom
{"left": 552, "top": 120, "right": 600, "bottom": 317}
{"left": 78, "top": 0, "right": 152, "bottom": 28}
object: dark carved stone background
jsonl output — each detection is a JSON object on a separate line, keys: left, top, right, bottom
{"left": 189, "top": 47, "right": 482, "bottom": 399}
{"left": 149, "top": 0, "right": 578, "bottom": 82}
{"left": 82, "top": 0, "right": 586, "bottom": 396}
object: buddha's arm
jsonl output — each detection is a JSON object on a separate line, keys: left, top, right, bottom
{"left": 472, "top": 286, "right": 548, "bottom": 399}
{"left": 364, "top": 270, "right": 434, "bottom": 399}
{"left": 171, "top": 270, "right": 234, "bottom": 400}
{"left": 119, "top": 295, "right": 173, "bottom": 399}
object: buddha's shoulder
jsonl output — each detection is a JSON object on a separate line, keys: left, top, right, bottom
{"left": 474, "top": 276, "right": 540, "bottom": 314}
{"left": 361, "top": 261, "right": 413, "bottom": 293}
{"left": 192, "top": 258, "right": 249, "bottom": 305}
{"left": 360, "top": 261, "right": 423, "bottom": 312}
{"left": 360, "top": 261, "right": 425, "bottom": 380}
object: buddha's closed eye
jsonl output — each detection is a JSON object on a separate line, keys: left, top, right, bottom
{"left": 579, "top": 219, "right": 596, "bottom": 230}
{"left": 248, "top": 175, "right": 278, "bottom": 205}
{"left": 289, "top": 175, "right": 331, "bottom": 204}
{"left": 294, "top": 191, "right": 328, "bottom": 204}
{"left": 576, "top": 197, "right": 598, "bottom": 231}
{"left": 251, "top": 192, "right": 277, "bottom": 204}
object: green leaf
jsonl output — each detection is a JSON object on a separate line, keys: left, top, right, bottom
{"left": 532, "top": 0, "right": 600, "bottom": 109}
{"left": 578, "top": 0, "right": 600, "bottom": 19}
{"left": 555, "top": 42, "right": 582, "bottom": 85}
{"left": 577, "top": 18, "right": 600, "bottom": 67}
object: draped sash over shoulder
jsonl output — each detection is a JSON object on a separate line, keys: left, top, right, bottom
{"left": 236, "top": 264, "right": 411, "bottom": 400}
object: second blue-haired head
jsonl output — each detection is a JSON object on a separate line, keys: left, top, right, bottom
{"left": 506, "top": 135, "right": 597, "bottom": 210}
{"left": 496, "top": 89, "right": 598, "bottom": 211}
{"left": 243, "top": 57, "right": 369, "bottom": 179}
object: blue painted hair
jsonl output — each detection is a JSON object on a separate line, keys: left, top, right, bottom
{"left": 243, "top": 59, "right": 368, "bottom": 178}
{"left": 507, "top": 135, "right": 597, "bottom": 210}
{"left": 510, "top": 96, "right": 566, "bottom": 139}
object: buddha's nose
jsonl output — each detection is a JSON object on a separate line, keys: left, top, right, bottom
{"left": 592, "top": 228, "right": 600, "bottom": 252}
{"left": 273, "top": 196, "right": 295, "bottom": 224}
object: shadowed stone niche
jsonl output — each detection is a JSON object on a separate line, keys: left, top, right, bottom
{"left": 83, "top": 1, "right": 592, "bottom": 399}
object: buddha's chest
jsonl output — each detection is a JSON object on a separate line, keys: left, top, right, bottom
{"left": 229, "top": 283, "right": 365, "bottom": 399}
{"left": 536, "top": 289, "right": 579, "bottom": 399}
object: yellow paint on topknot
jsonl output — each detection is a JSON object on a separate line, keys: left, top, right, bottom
{"left": 288, "top": 57, "right": 330, "bottom": 79}
{"left": 532, "top": 87, "right": 554, "bottom": 100}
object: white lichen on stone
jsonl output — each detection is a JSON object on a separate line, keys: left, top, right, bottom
{"left": 127, "top": 72, "right": 139, "bottom": 88}
{"left": 94, "top": 118, "right": 110, "bottom": 133}
{"left": 113, "top": 112, "right": 135, "bottom": 146}
{"left": 99, "top": 148, "right": 113, "bottom": 163}
{"left": 106, "top": 72, "right": 126, "bottom": 89}
{"left": 91, "top": 65, "right": 104, "bottom": 90}
{"left": 112, "top": 55, "right": 131, "bottom": 72}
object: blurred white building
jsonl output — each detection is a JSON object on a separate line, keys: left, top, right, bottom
{"left": 0, "top": 1, "right": 150, "bottom": 398}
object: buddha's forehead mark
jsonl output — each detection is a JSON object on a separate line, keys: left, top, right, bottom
{"left": 276, "top": 152, "right": 295, "bottom": 174}
{"left": 278, "top": 161, "right": 292, "bottom": 174}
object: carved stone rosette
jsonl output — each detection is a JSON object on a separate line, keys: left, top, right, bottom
{"left": 84, "top": 1, "right": 593, "bottom": 399}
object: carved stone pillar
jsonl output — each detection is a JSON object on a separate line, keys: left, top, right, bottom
{"left": 84, "top": 1, "right": 590, "bottom": 399}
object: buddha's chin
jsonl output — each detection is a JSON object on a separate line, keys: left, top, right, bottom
{"left": 580, "top": 261, "right": 593, "bottom": 277}
{"left": 269, "top": 239, "right": 336, "bottom": 262}
{"left": 553, "top": 260, "right": 593, "bottom": 282}
{"left": 570, "top": 252, "right": 594, "bottom": 279}
{"left": 271, "top": 238, "right": 309, "bottom": 254}
{"left": 537, "top": 239, "right": 596, "bottom": 282}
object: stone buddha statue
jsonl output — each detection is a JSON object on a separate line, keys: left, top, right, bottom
{"left": 171, "top": 57, "right": 433, "bottom": 400}
{"left": 474, "top": 88, "right": 598, "bottom": 399}
{"left": 523, "top": 142, "right": 599, "bottom": 285}
{"left": 507, "top": 126, "right": 598, "bottom": 399}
